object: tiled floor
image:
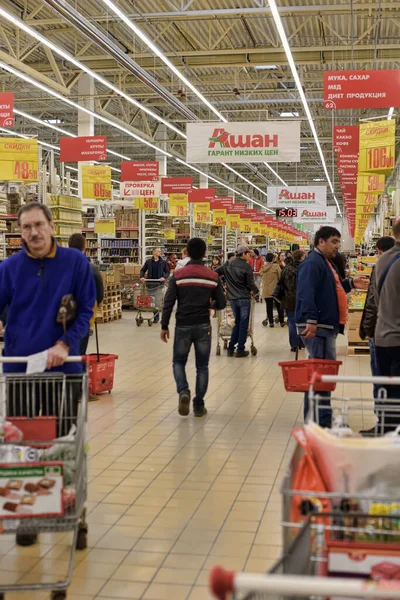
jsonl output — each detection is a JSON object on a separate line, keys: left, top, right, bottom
{"left": 3, "top": 306, "right": 375, "bottom": 599}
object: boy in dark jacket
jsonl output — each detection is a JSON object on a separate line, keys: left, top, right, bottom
{"left": 161, "top": 238, "right": 226, "bottom": 417}
{"left": 280, "top": 250, "right": 305, "bottom": 351}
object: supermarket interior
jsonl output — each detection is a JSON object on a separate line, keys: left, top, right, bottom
{"left": 0, "top": 0, "right": 400, "bottom": 598}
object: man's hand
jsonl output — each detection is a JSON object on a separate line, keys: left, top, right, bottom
{"left": 160, "top": 329, "right": 169, "bottom": 343}
{"left": 47, "top": 342, "right": 69, "bottom": 370}
{"left": 353, "top": 276, "right": 369, "bottom": 290}
{"left": 160, "top": 277, "right": 166, "bottom": 282}
{"left": 140, "top": 277, "right": 145, "bottom": 282}
{"left": 302, "top": 323, "right": 317, "bottom": 339}
{"left": 0, "top": 321, "right": 3, "bottom": 334}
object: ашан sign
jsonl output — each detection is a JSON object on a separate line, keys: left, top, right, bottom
{"left": 267, "top": 186, "right": 327, "bottom": 208}
{"left": 186, "top": 121, "right": 300, "bottom": 164}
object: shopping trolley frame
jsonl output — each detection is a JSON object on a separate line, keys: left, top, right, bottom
{"left": 216, "top": 296, "right": 257, "bottom": 356}
{"left": 134, "top": 279, "right": 167, "bottom": 327}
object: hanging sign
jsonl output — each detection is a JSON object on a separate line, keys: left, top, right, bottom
{"left": 163, "top": 229, "right": 175, "bottom": 240}
{"left": 81, "top": 165, "right": 112, "bottom": 199}
{"left": 251, "top": 222, "right": 261, "bottom": 234}
{"left": 121, "top": 161, "right": 159, "bottom": 182}
{"left": 294, "top": 206, "right": 336, "bottom": 224}
{"left": 60, "top": 136, "right": 106, "bottom": 162}
{"left": 0, "top": 93, "right": 14, "bottom": 127}
{"left": 356, "top": 193, "right": 378, "bottom": 206}
{"left": 193, "top": 202, "right": 210, "bottom": 223}
{"left": 357, "top": 174, "right": 385, "bottom": 195}
{"left": 227, "top": 214, "right": 241, "bottom": 229}
{"left": 260, "top": 224, "right": 268, "bottom": 236}
{"left": 267, "top": 186, "right": 327, "bottom": 208}
{"left": 188, "top": 188, "right": 216, "bottom": 203}
{"left": 333, "top": 126, "right": 359, "bottom": 154}
{"left": 324, "top": 70, "right": 400, "bottom": 110}
{"left": 134, "top": 197, "right": 158, "bottom": 211}
{"left": 358, "top": 119, "right": 395, "bottom": 174}
{"left": 95, "top": 219, "right": 115, "bottom": 234}
{"left": 240, "top": 219, "right": 252, "bottom": 233}
{"left": 120, "top": 181, "right": 161, "bottom": 198}
{"left": 0, "top": 138, "right": 38, "bottom": 183}
{"left": 161, "top": 177, "right": 192, "bottom": 194}
{"left": 212, "top": 209, "right": 227, "bottom": 226}
{"left": 169, "top": 194, "right": 188, "bottom": 217}
{"left": 186, "top": 121, "right": 300, "bottom": 164}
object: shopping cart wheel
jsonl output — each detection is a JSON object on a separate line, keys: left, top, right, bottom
{"left": 148, "top": 320, "right": 153, "bottom": 327}
{"left": 216, "top": 346, "right": 221, "bottom": 356}
{"left": 251, "top": 346, "right": 257, "bottom": 356}
{"left": 136, "top": 318, "right": 143, "bottom": 327}
{"left": 51, "top": 592, "right": 66, "bottom": 600}
{"left": 76, "top": 523, "right": 88, "bottom": 551}
{"left": 223, "top": 340, "right": 228, "bottom": 349}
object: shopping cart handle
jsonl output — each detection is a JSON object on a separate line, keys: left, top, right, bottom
{"left": 0, "top": 356, "right": 83, "bottom": 363}
{"left": 317, "top": 374, "right": 400, "bottom": 385}
{"left": 209, "top": 567, "right": 235, "bottom": 600}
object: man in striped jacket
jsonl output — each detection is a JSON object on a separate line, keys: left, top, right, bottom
{"left": 161, "top": 238, "right": 226, "bottom": 417}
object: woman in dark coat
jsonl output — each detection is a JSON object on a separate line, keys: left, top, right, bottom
{"left": 280, "top": 250, "right": 305, "bottom": 351}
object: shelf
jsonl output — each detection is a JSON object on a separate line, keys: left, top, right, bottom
{"left": 116, "top": 227, "right": 139, "bottom": 231}
{"left": 49, "top": 206, "right": 82, "bottom": 213}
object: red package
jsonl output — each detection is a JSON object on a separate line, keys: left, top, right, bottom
{"left": 371, "top": 562, "right": 400, "bottom": 581}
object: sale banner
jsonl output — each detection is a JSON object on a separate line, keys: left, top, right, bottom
{"left": 251, "top": 222, "right": 261, "bottom": 235}
{"left": 60, "top": 136, "right": 106, "bottom": 162}
{"left": 240, "top": 219, "right": 252, "bottom": 233}
{"left": 95, "top": 219, "right": 115, "bottom": 234}
{"left": 227, "top": 214, "right": 241, "bottom": 229}
{"left": 134, "top": 197, "right": 158, "bottom": 211}
{"left": 161, "top": 177, "right": 192, "bottom": 194}
{"left": 81, "top": 165, "right": 112, "bottom": 200}
{"left": 357, "top": 174, "right": 385, "bottom": 195}
{"left": 121, "top": 161, "right": 159, "bottom": 182}
{"left": 0, "top": 92, "right": 14, "bottom": 127}
{"left": 120, "top": 181, "right": 161, "bottom": 198}
{"left": 188, "top": 188, "right": 215, "bottom": 203}
{"left": 212, "top": 209, "right": 227, "bottom": 227}
{"left": 194, "top": 202, "right": 210, "bottom": 224}
{"left": 356, "top": 193, "right": 378, "bottom": 206}
{"left": 324, "top": 70, "right": 400, "bottom": 110}
{"left": 169, "top": 197, "right": 188, "bottom": 218}
{"left": 358, "top": 119, "right": 395, "bottom": 174}
{"left": 333, "top": 126, "right": 359, "bottom": 154}
{"left": 0, "top": 138, "right": 38, "bottom": 183}
{"left": 356, "top": 204, "right": 375, "bottom": 215}
{"left": 260, "top": 224, "right": 268, "bottom": 236}
{"left": 163, "top": 229, "right": 175, "bottom": 240}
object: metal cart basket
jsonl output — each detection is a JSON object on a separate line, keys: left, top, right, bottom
{"left": 134, "top": 279, "right": 166, "bottom": 327}
{"left": 216, "top": 296, "right": 257, "bottom": 356}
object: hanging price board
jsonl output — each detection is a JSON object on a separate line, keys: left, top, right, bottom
{"left": 358, "top": 119, "right": 395, "bottom": 174}
{"left": 241, "top": 219, "right": 252, "bottom": 233}
{"left": 212, "top": 209, "right": 227, "bottom": 227}
{"left": 169, "top": 194, "right": 188, "bottom": 217}
{"left": 81, "top": 166, "right": 112, "bottom": 200}
{"left": 356, "top": 193, "right": 378, "bottom": 206}
{"left": 194, "top": 202, "right": 210, "bottom": 224}
{"left": 95, "top": 219, "right": 115, "bottom": 234}
{"left": 357, "top": 174, "right": 385, "bottom": 194}
{"left": 134, "top": 197, "right": 158, "bottom": 211}
{"left": 227, "top": 214, "right": 241, "bottom": 229}
{"left": 163, "top": 229, "right": 175, "bottom": 240}
{"left": 0, "top": 138, "right": 38, "bottom": 183}
{"left": 356, "top": 204, "right": 375, "bottom": 215}
{"left": 260, "top": 224, "right": 268, "bottom": 236}
{"left": 251, "top": 223, "right": 261, "bottom": 235}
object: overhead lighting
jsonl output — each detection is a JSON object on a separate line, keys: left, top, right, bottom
{"left": 254, "top": 65, "right": 277, "bottom": 70}
{"left": 267, "top": 0, "right": 342, "bottom": 216}
{"left": 263, "top": 162, "right": 287, "bottom": 186}
{"left": 222, "top": 164, "right": 268, "bottom": 198}
{"left": 313, "top": 178, "right": 326, "bottom": 182}
{"left": 280, "top": 111, "right": 299, "bottom": 118}
{"left": 388, "top": 107, "right": 394, "bottom": 120}
{"left": 45, "top": 118, "right": 62, "bottom": 125}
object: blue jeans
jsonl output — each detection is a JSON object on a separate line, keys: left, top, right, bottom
{"left": 375, "top": 345, "right": 400, "bottom": 430}
{"left": 229, "top": 299, "right": 250, "bottom": 352}
{"left": 287, "top": 311, "right": 298, "bottom": 349}
{"left": 173, "top": 324, "right": 211, "bottom": 407}
{"left": 369, "top": 339, "right": 379, "bottom": 399}
{"left": 300, "top": 331, "right": 337, "bottom": 426}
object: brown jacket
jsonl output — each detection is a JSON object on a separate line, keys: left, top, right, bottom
{"left": 261, "top": 262, "right": 281, "bottom": 298}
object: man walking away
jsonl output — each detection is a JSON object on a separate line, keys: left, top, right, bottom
{"left": 359, "top": 236, "right": 394, "bottom": 414}
{"left": 68, "top": 233, "right": 104, "bottom": 354}
{"left": 296, "top": 226, "right": 368, "bottom": 426}
{"left": 280, "top": 250, "right": 305, "bottom": 351}
{"left": 140, "top": 247, "right": 170, "bottom": 323}
{"left": 217, "top": 245, "right": 258, "bottom": 357}
{"left": 161, "top": 238, "right": 226, "bottom": 417}
{"left": 374, "top": 220, "right": 400, "bottom": 432}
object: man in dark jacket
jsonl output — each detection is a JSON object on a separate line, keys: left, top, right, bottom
{"left": 161, "top": 238, "right": 226, "bottom": 417}
{"left": 296, "top": 226, "right": 368, "bottom": 426}
{"left": 217, "top": 244, "right": 258, "bottom": 358}
{"left": 140, "top": 247, "right": 170, "bottom": 323}
{"left": 280, "top": 250, "right": 305, "bottom": 351}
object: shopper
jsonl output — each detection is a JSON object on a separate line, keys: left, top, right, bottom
{"left": 296, "top": 226, "right": 369, "bottom": 427}
{"left": 161, "top": 238, "right": 226, "bottom": 417}
{"left": 167, "top": 253, "right": 178, "bottom": 272}
{"left": 68, "top": 233, "right": 104, "bottom": 355}
{"left": 277, "top": 251, "right": 286, "bottom": 270}
{"left": 227, "top": 252, "right": 235, "bottom": 261}
{"left": 280, "top": 250, "right": 305, "bottom": 351}
{"left": 373, "top": 220, "right": 400, "bottom": 432}
{"left": 211, "top": 255, "right": 222, "bottom": 271}
{"left": 216, "top": 245, "right": 258, "bottom": 357}
{"left": 359, "top": 237, "right": 394, "bottom": 398}
{"left": 261, "top": 253, "right": 284, "bottom": 327}
{"left": 175, "top": 247, "right": 190, "bottom": 271}
{"left": 140, "top": 247, "right": 170, "bottom": 323}
{"left": 249, "top": 249, "right": 264, "bottom": 301}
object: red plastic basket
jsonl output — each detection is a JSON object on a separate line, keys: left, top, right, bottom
{"left": 278, "top": 359, "right": 342, "bottom": 392}
{"left": 85, "top": 354, "right": 118, "bottom": 395}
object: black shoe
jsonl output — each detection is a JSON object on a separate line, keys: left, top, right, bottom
{"left": 235, "top": 351, "right": 250, "bottom": 358}
{"left": 269, "top": 323, "right": 274, "bottom": 328}
{"left": 280, "top": 322, "right": 285, "bottom": 328}
{"left": 290, "top": 347, "right": 297, "bottom": 352}
{"left": 227, "top": 349, "right": 235, "bottom": 357}
{"left": 153, "top": 314, "right": 160, "bottom": 324}
{"left": 178, "top": 389, "right": 191, "bottom": 416}
{"left": 16, "top": 533, "right": 38, "bottom": 547}
{"left": 194, "top": 405, "right": 207, "bottom": 417}
{"left": 299, "top": 344, "right": 305, "bottom": 350}
{"left": 262, "top": 319, "right": 268, "bottom": 327}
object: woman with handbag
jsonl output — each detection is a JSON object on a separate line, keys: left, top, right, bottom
{"left": 261, "top": 253, "right": 285, "bottom": 327}
{"left": 279, "top": 250, "right": 306, "bottom": 351}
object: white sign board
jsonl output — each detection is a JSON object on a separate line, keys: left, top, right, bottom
{"left": 268, "top": 186, "right": 327, "bottom": 208}
{"left": 186, "top": 121, "right": 300, "bottom": 164}
{"left": 294, "top": 206, "right": 337, "bottom": 224}
{"left": 120, "top": 181, "right": 161, "bottom": 198}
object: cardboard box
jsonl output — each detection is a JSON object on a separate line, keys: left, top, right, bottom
{"left": 348, "top": 329, "right": 364, "bottom": 344}
{"left": 129, "top": 230, "right": 139, "bottom": 239}
{"left": 124, "top": 264, "right": 137, "bottom": 275}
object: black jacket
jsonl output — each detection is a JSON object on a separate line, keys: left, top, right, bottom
{"left": 161, "top": 260, "right": 226, "bottom": 329}
{"left": 90, "top": 263, "right": 104, "bottom": 305}
{"left": 217, "top": 258, "right": 258, "bottom": 300}
{"left": 359, "top": 268, "right": 376, "bottom": 340}
{"left": 140, "top": 257, "right": 170, "bottom": 280}
{"left": 280, "top": 260, "right": 300, "bottom": 312}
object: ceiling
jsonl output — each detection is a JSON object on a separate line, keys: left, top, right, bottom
{"left": 0, "top": 0, "right": 399, "bottom": 210}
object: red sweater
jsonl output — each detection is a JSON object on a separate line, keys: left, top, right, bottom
{"left": 249, "top": 255, "right": 264, "bottom": 273}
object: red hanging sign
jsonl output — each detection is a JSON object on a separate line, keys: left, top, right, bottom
{"left": 121, "top": 161, "right": 159, "bottom": 182}
{"left": 188, "top": 188, "right": 216, "bottom": 203}
{"left": 333, "top": 126, "right": 359, "bottom": 154}
{"left": 60, "top": 136, "right": 107, "bottom": 162}
{"left": 324, "top": 70, "right": 400, "bottom": 110}
{"left": 161, "top": 177, "right": 192, "bottom": 194}
{"left": 0, "top": 93, "right": 14, "bottom": 127}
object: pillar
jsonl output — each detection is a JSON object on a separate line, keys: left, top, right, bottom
{"left": 77, "top": 74, "right": 95, "bottom": 200}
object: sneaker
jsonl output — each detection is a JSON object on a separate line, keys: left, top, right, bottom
{"left": 262, "top": 319, "right": 268, "bottom": 327}
{"left": 16, "top": 533, "right": 38, "bottom": 547}
{"left": 178, "top": 389, "right": 191, "bottom": 416}
{"left": 89, "top": 393, "right": 99, "bottom": 401}
{"left": 193, "top": 405, "right": 207, "bottom": 417}
{"left": 227, "top": 349, "right": 235, "bottom": 357}
{"left": 280, "top": 322, "right": 285, "bottom": 328}
{"left": 290, "top": 347, "right": 297, "bottom": 352}
{"left": 269, "top": 323, "right": 275, "bottom": 328}
{"left": 235, "top": 350, "right": 250, "bottom": 358}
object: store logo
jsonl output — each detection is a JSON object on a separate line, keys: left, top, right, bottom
{"left": 301, "top": 210, "right": 327, "bottom": 218}
{"left": 279, "top": 189, "right": 316, "bottom": 200}
{"left": 208, "top": 128, "right": 278, "bottom": 150}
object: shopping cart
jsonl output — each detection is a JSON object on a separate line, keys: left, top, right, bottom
{"left": 216, "top": 296, "right": 257, "bottom": 356}
{"left": 0, "top": 357, "right": 88, "bottom": 600}
{"left": 134, "top": 279, "right": 166, "bottom": 326}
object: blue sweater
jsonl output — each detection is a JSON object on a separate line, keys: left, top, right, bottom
{"left": 0, "top": 244, "right": 96, "bottom": 373}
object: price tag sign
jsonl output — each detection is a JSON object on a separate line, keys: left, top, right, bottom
{"left": 356, "top": 193, "right": 377, "bottom": 206}
{"left": 212, "top": 208, "right": 227, "bottom": 227}
{"left": 358, "top": 119, "right": 395, "bottom": 174}
{"left": 357, "top": 174, "right": 385, "bottom": 194}
{"left": 227, "top": 214, "right": 241, "bottom": 229}
{"left": 0, "top": 138, "right": 38, "bottom": 183}
{"left": 207, "top": 235, "right": 213, "bottom": 245}
{"left": 134, "top": 197, "right": 158, "bottom": 211}
{"left": 169, "top": 194, "right": 188, "bottom": 217}
{"left": 194, "top": 202, "right": 210, "bottom": 224}
{"left": 251, "top": 223, "right": 261, "bottom": 235}
{"left": 95, "top": 219, "right": 115, "bottom": 234}
{"left": 240, "top": 218, "right": 252, "bottom": 233}
{"left": 260, "top": 224, "right": 268, "bottom": 236}
{"left": 164, "top": 229, "right": 175, "bottom": 240}
{"left": 81, "top": 166, "right": 112, "bottom": 200}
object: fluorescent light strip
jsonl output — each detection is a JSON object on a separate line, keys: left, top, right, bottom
{"left": 222, "top": 164, "right": 268, "bottom": 197}
{"left": 99, "top": 0, "right": 227, "bottom": 123}
{"left": 263, "top": 162, "right": 287, "bottom": 186}
{"left": 267, "top": 0, "right": 342, "bottom": 216}
{"left": 0, "top": 7, "right": 185, "bottom": 139}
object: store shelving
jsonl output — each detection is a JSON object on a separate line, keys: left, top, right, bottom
{"left": 47, "top": 194, "right": 83, "bottom": 248}
{"left": 100, "top": 237, "right": 140, "bottom": 264}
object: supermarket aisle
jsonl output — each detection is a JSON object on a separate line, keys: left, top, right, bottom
{"left": 6, "top": 307, "right": 374, "bottom": 600}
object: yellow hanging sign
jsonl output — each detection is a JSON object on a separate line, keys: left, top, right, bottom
{"left": 241, "top": 218, "right": 252, "bottom": 233}
{"left": 194, "top": 202, "right": 210, "bottom": 224}
{"left": 357, "top": 173, "right": 385, "bottom": 195}
{"left": 358, "top": 119, "right": 395, "bottom": 174}
{"left": 169, "top": 193, "right": 188, "bottom": 217}
{"left": 0, "top": 138, "right": 39, "bottom": 183}
{"left": 82, "top": 165, "right": 112, "bottom": 200}
{"left": 134, "top": 197, "right": 158, "bottom": 210}
{"left": 356, "top": 193, "right": 378, "bottom": 206}
{"left": 260, "top": 224, "right": 268, "bottom": 236}
{"left": 95, "top": 219, "right": 115, "bottom": 234}
{"left": 212, "top": 208, "right": 227, "bottom": 227}
{"left": 227, "top": 214, "right": 241, "bottom": 229}
{"left": 163, "top": 229, "right": 175, "bottom": 240}
{"left": 251, "top": 222, "right": 261, "bottom": 235}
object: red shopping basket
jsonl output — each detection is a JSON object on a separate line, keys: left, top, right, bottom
{"left": 85, "top": 353, "right": 118, "bottom": 395}
{"left": 279, "top": 359, "right": 342, "bottom": 392}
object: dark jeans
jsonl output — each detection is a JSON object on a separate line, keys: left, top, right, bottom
{"left": 375, "top": 345, "right": 400, "bottom": 429}
{"left": 265, "top": 298, "right": 284, "bottom": 324}
{"left": 300, "top": 331, "right": 337, "bottom": 427}
{"left": 173, "top": 324, "right": 211, "bottom": 407}
{"left": 369, "top": 339, "right": 379, "bottom": 399}
{"left": 287, "top": 311, "right": 298, "bottom": 349}
{"left": 229, "top": 299, "right": 250, "bottom": 353}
